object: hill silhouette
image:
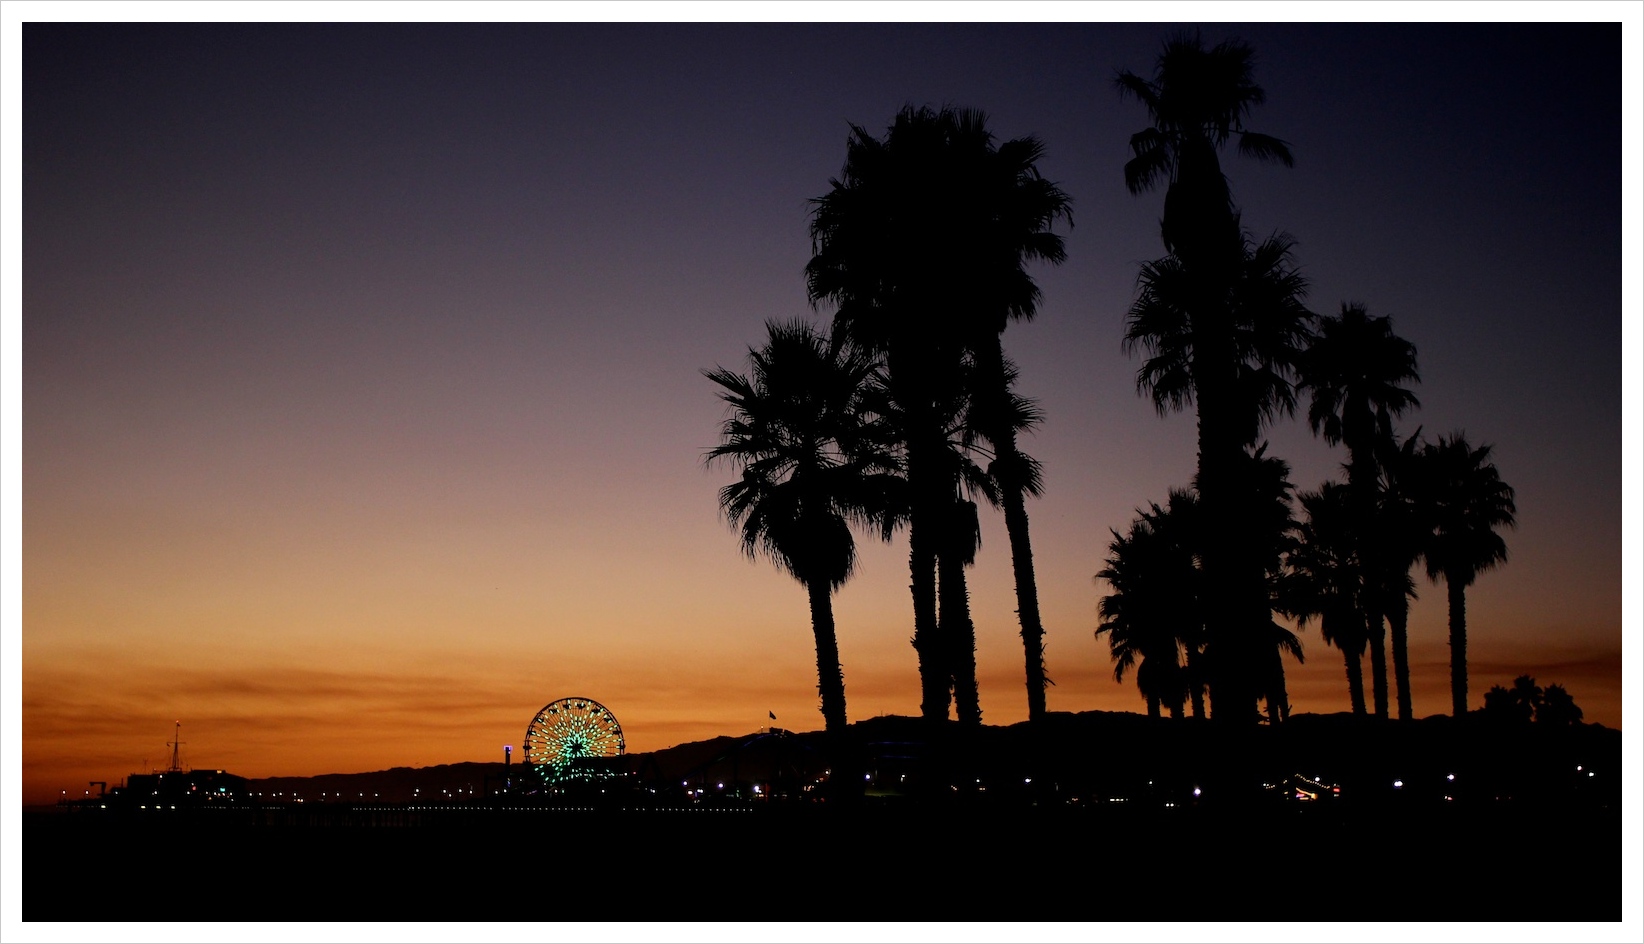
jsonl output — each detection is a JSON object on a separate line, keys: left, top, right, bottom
{"left": 235, "top": 709, "right": 1620, "bottom": 810}
{"left": 28, "top": 710, "right": 1619, "bottom": 922}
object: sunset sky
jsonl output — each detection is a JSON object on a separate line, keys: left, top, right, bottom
{"left": 6, "top": 10, "right": 1635, "bottom": 811}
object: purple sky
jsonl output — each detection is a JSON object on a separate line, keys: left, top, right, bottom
{"left": 10, "top": 17, "right": 1632, "bottom": 811}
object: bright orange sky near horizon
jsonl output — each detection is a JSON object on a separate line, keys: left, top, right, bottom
{"left": 11, "top": 21, "right": 1631, "bottom": 809}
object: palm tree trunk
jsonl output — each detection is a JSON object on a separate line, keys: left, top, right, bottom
{"left": 1367, "top": 612, "right": 1389, "bottom": 719}
{"left": 1267, "top": 647, "right": 1290, "bottom": 724}
{"left": 1000, "top": 486, "right": 1049, "bottom": 718}
{"left": 1147, "top": 694, "right": 1161, "bottom": 719}
{"left": 806, "top": 577, "right": 848, "bottom": 734}
{"left": 1448, "top": 578, "right": 1468, "bottom": 717}
{"left": 1169, "top": 130, "right": 1256, "bottom": 725}
{"left": 902, "top": 411, "right": 949, "bottom": 724}
{"left": 909, "top": 527, "right": 945, "bottom": 723}
{"left": 1194, "top": 371, "right": 1238, "bottom": 720}
{"left": 1343, "top": 642, "right": 1366, "bottom": 716}
{"left": 1186, "top": 648, "right": 1206, "bottom": 719}
{"left": 938, "top": 537, "right": 982, "bottom": 727}
{"left": 885, "top": 337, "right": 951, "bottom": 726}
{"left": 1191, "top": 303, "right": 1265, "bottom": 724}
{"left": 975, "top": 335, "right": 1050, "bottom": 722}
{"left": 1349, "top": 451, "right": 1390, "bottom": 721}
{"left": 1198, "top": 420, "right": 1263, "bottom": 722}
{"left": 1389, "top": 595, "right": 1414, "bottom": 721}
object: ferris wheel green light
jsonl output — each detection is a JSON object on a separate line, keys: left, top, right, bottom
{"left": 523, "top": 697, "right": 625, "bottom": 787}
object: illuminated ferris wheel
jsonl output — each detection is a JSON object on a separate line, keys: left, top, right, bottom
{"left": 522, "top": 697, "right": 625, "bottom": 786}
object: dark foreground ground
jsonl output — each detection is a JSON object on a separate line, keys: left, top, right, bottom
{"left": 26, "top": 799, "right": 1619, "bottom": 923}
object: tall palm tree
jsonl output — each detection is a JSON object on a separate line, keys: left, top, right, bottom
{"left": 951, "top": 356, "right": 1050, "bottom": 724}
{"left": 1410, "top": 433, "right": 1517, "bottom": 717}
{"left": 807, "top": 105, "right": 1069, "bottom": 726}
{"left": 806, "top": 108, "right": 963, "bottom": 723}
{"left": 1377, "top": 552, "right": 1420, "bottom": 720}
{"left": 704, "top": 320, "right": 902, "bottom": 735}
{"left": 1379, "top": 429, "right": 1430, "bottom": 720}
{"left": 1116, "top": 33, "right": 1294, "bottom": 276}
{"left": 1124, "top": 231, "right": 1314, "bottom": 719}
{"left": 1300, "top": 303, "right": 1421, "bottom": 719}
{"left": 1282, "top": 483, "right": 1369, "bottom": 715}
{"left": 954, "top": 129, "right": 1071, "bottom": 725}
{"left": 1118, "top": 33, "right": 1299, "bottom": 724}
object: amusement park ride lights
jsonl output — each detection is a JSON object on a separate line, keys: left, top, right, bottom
{"left": 521, "top": 696, "right": 626, "bottom": 788}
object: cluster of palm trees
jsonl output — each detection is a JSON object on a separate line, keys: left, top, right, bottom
{"left": 705, "top": 34, "right": 1517, "bottom": 737}
{"left": 1482, "top": 676, "right": 1584, "bottom": 726}
{"left": 707, "top": 105, "right": 1070, "bottom": 735}
{"left": 1095, "top": 34, "right": 1516, "bottom": 724}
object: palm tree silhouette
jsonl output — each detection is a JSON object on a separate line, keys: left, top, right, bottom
{"left": 925, "top": 359, "right": 998, "bottom": 728}
{"left": 1096, "top": 490, "right": 1198, "bottom": 718}
{"left": 954, "top": 130, "right": 1071, "bottom": 725}
{"left": 1511, "top": 675, "right": 1545, "bottom": 723}
{"left": 1118, "top": 34, "right": 1302, "bottom": 723}
{"left": 807, "top": 108, "right": 961, "bottom": 723}
{"left": 1379, "top": 430, "right": 1431, "bottom": 720}
{"left": 1538, "top": 684, "right": 1583, "bottom": 725}
{"left": 875, "top": 352, "right": 1014, "bottom": 726}
{"left": 808, "top": 105, "right": 1069, "bottom": 726}
{"left": 704, "top": 320, "right": 903, "bottom": 735}
{"left": 1483, "top": 676, "right": 1542, "bottom": 724}
{"left": 1482, "top": 683, "right": 1519, "bottom": 721}
{"left": 1411, "top": 433, "right": 1517, "bottom": 716}
{"left": 1239, "top": 445, "right": 1305, "bottom": 723}
{"left": 1282, "top": 482, "right": 1369, "bottom": 715}
{"left": 1123, "top": 230, "right": 1314, "bottom": 720}
{"left": 1099, "top": 448, "right": 1301, "bottom": 723}
{"left": 1299, "top": 302, "right": 1421, "bottom": 719}
{"left": 1115, "top": 32, "right": 1294, "bottom": 275}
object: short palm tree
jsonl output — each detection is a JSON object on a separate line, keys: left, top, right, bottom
{"left": 1096, "top": 491, "right": 1199, "bottom": 718}
{"left": 1411, "top": 433, "right": 1517, "bottom": 717}
{"left": 1282, "top": 483, "right": 1369, "bottom": 715}
{"left": 1511, "top": 675, "right": 1545, "bottom": 722}
{"left": 1538, "top": 684, "right": 1583, "bottom": 725}
{"left": 704, "top": 320, "right": 903, "bottom": 735}
{"left": 1300, "top": 302, "right": 1421, "bottom": 719}
{"left": 1240, "top": 445, "right": 1304, "bottom": 723}
{"left": 1100, "top": 450, "right": 1302, "bottom": 724}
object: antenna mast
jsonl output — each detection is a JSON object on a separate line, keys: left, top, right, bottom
{"left": 167, "top": 721, "right": 184, "bottom": 773}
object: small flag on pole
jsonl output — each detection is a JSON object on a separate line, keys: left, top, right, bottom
{"left": 769, "top": 711, "right": 776, "bottom": 720}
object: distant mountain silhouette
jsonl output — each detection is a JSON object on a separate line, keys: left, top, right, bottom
{"left": 33, "top": 710, "right": 1619, "bottom": 923}
{"left": 239, "top": 710, "right": 1620, "bottom": 810}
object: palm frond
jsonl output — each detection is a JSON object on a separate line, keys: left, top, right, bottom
{"left": 1237, "top": 131, "right": 1295, "bottom": 167}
